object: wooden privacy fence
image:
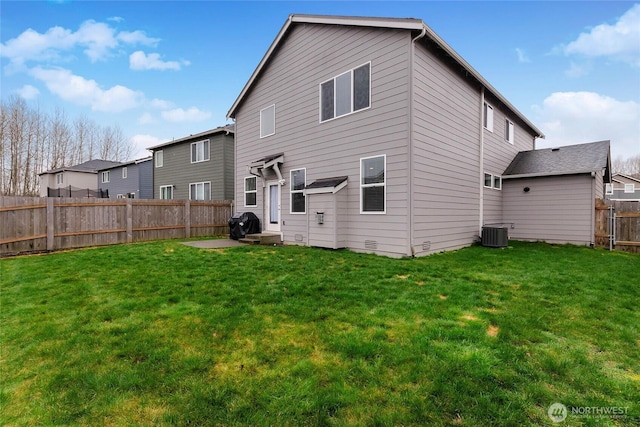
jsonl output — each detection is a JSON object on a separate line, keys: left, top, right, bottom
{"left": 0, "top": 196, "right": 233, "bottom": 256}
{"left": 595, "top": 198, "right": 640, "bottom": 253}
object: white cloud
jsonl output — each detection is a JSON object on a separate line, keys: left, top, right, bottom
{"left": 161, "top": 107, "right": 211, "bottom": 123}
{"left": 564, "top": 62, "right": 590, "bottom": 78}
{"left": 0, "top": 19, "right": 160, "bottom": 68}
{"left": 130, "top": 134, "right": 163, "bottom": 158}
{"left": 138, "top": 112, "right": 156, "bottom": 124}
{"left": 149, "top": 98, "right": 173, "bottom": 109}
{"left": 107, "top": 16, "right": 124, "bottom": 23}
{"left": 29, "top": 66, "right": 143, "bottom": 113}
{"left": 515, "top": 48, "right": 530, "bottom": 63}
{"left": 533, "top": 91, "right": 640, "bottom": 159}
{"left": 14, "top": 84, "right": 40, "bottom": 100}
{"left": 563, "top": 4, "right": 640, "bottom": 67}
{"left": 129, "top": 51, "right": 186, "bottom": 71}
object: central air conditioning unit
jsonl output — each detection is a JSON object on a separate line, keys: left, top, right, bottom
{"left": 482, "top": 226, "right": 508, "bottom": 248}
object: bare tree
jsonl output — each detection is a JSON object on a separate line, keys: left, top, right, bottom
{"left": 612, "top": 155, "right": 640, "bottom": 176}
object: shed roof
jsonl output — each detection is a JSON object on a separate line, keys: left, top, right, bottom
{"left": 39, "top": 159, "right": 123, "bottom": 175}
{"left": 503, "top": 140, "right": 611, "bottom": 180}
{"left": 96, "top": 156, "right": 153, "bottom": 171}
{"left": 226, "top": 14, "right": 543, "bottom": 138}
{"left": 147, "top": 124, "right": 234, "bottom": 151}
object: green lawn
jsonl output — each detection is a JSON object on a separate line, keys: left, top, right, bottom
{"left": 1, "top": 241, "right": 638, "bottom": 426}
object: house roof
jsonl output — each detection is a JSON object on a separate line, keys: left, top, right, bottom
{"left": 96, "top": 156, "right": 153, "bottom": 171}
{"left": 226, "top": 14, "right": 544, "bottom": 138}
{"left": 39, "top": 159, "right": 123, "bottom": 175}
{"left": 612, "top": 173, "right": 640, "bottom": 184}
{"left": 147, "top": 124, "right": 234, "bottom": 151}
{"left": 503, "top": 140, "right": 611, "bottom": 179}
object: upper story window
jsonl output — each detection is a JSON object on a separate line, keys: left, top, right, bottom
{"left": 56, "top": 173, "right": 63, "bottom": 184}
{"left": 191, "top": 140, "right": 210, "bottom": 163}
{"left": 320, "top": 62, "right": 371, "bottom": 122}
{"left": 122, "top": 167, "right": 128, "bottom": 179}
{"left": 260, "top": 105, "right": 276, "bottom": 138}
{"left": 290, "top": 168, "right": 306, "bottom": 214}
{"left": 625, "top": 183, "right": 635, "bottom": 193}
{"left": 483, "top": 102, "right": 494, "bottom": 132}
{"left": 244, "top": 177, "right": 257, "bottom": 207}
{"left": 484, "top": 172, "right": 501, "bottom": 190}
{"left": 505, "top": 119, "right": 514, "bottom": 144}
{"left": 155, "top": 150, "right": 163, "bottom": 168}
{"left": 101, "top": 171, "right": 110, "bottom": 183}
{"left": 605, "top": 183, "right": 613, "bottom": 195}
{"left": 360, "top": 154, "right": 385, "bottom": 214}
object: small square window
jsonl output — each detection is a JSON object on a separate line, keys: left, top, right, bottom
{"left": 605, "top": 183, "right": 613, "bottom": 195}
{"left": 624, "top": 183, "right": 635, "bottom": 193}
{"left": 493, "top": 176, "right": 502, "bottom": 190}
{"left": 484, "top": 173, "right": 492, "bottom": 188}
{"left": 160, "top": 185, "right": 173, "bottom": 199}
{"left": 191, "top": 140, "right": 210, "bottom": 163}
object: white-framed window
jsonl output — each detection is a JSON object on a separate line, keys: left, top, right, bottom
{"left": 625, "top": 183, "right": 635, "bottom": 193}
{"left": 505, "top": 119, "right": 514, "bottom": 144}
{"left": 290, "top": 168, "right": 306, "bottom": 214}
{"left": 160, "top": 185, "right": 173, "bottom": 200}
{"left": 155, "top": 150, "right": 163, "bottom": 168}
{"left": 484, "top": 172, "right": 501, "bottom": 190}
{"left": 244, "top": 177, "right": 257, "bottom": 207}
{"left": 483, "top": 102, "right": 494, "bottom": 132}
{"left": 127, "top": 192, "right": 136, "bottom": 199}
{"left": 260, "top": 104, "right": 276, "bottom": 138}
{"left": 102, "top": 171, "right": 110, "bottom": 183}
{"left": 116, "top": 194, "right": 125, "bottom": 199}
{"left": 56, "top": 173, "right": 63, "bottom": 184}
{"left": 360, "top": 154, "right": 386, "bottom": 214}
{"left": 189, "top": 182, "right": 211, "bottom": 200}
{"left": 191, "top": 140, "right": 210, "bottom": 163}
{"left": 122, "top": 167, "right": 128, "bottom": 179}
{"left": 605, "top": 183, "right": 613, "bottom": 195}
{"left": 320, "top": 62, "right": 371, "bottom": 122}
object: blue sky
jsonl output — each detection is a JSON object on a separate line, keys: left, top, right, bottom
{"left": 2, "top": 1, "right": 639, "bottom": 161}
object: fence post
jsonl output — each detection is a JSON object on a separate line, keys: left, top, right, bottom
{"left": 185, "top": 200, "right": 191, "bottom": 239}
{"left": 126, "top": 199, "right": 133, "bottom": 243}
{"left": 47, "top": 197, "right": 55, "bottom": 251}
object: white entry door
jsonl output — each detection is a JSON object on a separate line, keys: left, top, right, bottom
{"left": 265, "top": 181, "right": 281, "bottom": 232}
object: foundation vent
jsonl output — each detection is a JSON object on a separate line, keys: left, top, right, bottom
{"left": 423, "top": 241, "right": 431, "bottom": 251}
{"left": 295, "top": 234, "right": 304, "bottom": 242}
{"left": 364, "top": 240, "right": 378, "bottom": 250}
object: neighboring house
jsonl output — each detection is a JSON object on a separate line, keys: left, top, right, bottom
{"left": 227, "top": 14, "right": 548, "bottom": 257}
{"left": 38, "top": 159, "right": 122, "bottom": 197}
{"left": 96, "top": 157, "right": 153, "bottom": 199}
{"left": 502, "top": 141, "right": 611, "bottom": 246}
{"left": 147, "top": 125, "right": 235, "bottom": 200}
{"left": 605, "top": 173, "right": 640, "bottom": 201}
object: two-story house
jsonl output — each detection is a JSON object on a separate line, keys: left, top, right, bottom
{"left": 39, "top": 159, "right": 122, "bottom": 197}
{"left": 606, "top": 173, "right": 640, "bottom": 201}
{"left": 227, "top": 14, "right": 549, "bottom": 257}
{"left": 147, "top": 125, "right": 235, "bottom": 200}
{"left": 97, "top": 157, "right": 153, "bottom": 199}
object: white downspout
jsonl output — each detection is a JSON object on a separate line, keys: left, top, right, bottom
{"left": 479, "top": 88, "right": 485, "bottom": 237}
{"left": 409, "top": 26, "right": 426, "bottom": 257}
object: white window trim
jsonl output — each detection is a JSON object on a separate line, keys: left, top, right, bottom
{"left": 290, "top": 168, "right": 306, "bottom": 214}
{"left": 155, "top": 150, "right": 163, "bottom": 168}
{"left": 56, "top": 173, "right": 63, "bottom": 184}
{"left": 260, "top": 104, "right": 276, "bottom": 138}
{"left": 319, "top": 61, "right": 371, "bottom": 123}
{"left": 122, "top": 167, "right": 128, "bottom": 179}
{"left": 189, "top": 181, "right": 211, "bottom": 200}
{"left": 505, "top": 119, "right": 514, "bottom": 144}
{"left": 190, "top": 140, "right": 210, "bottom": 164}
{"left": 605, "top": 183, "right": 613, "bottom": 195}
{"left": 244, "top": 176, "right": 257, "bottom": 207}
{"left": 624, "top": 183, "right": 635, "bottom": 193}
{"left": 116, "top": 194, "right": 125, "bottom": 199}
{"left": 159, "top": 185, "right": 173, "bottom": 200}
{"left": 484, "top": 102, "right": 494, "bottom": 132}
{"left": 102, "top": 171, "right": 110, "bottom": 183}
{"left": 484, "top": 172, "right": 501, "bottom": 190}
{"left": 360, "top": 154, "right": 386, "bottom": 215}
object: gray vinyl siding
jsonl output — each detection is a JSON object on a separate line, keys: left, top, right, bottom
{"left": 234, "top": 24, "right": 412, "bottom": 256}
{"left": 411, "top": 40, "right": 481, "bottom": 255}
{"left": 154, "top": 132, "right": 234, "bottom": 200}
{"left": 138, "top": 160, "right": 153, "bottom": 199}
{"left": 100, "top": 165, "right": 137, "bottom": 198}
{"left": 502, "top": 174, "right": 594, "bottom": 245}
